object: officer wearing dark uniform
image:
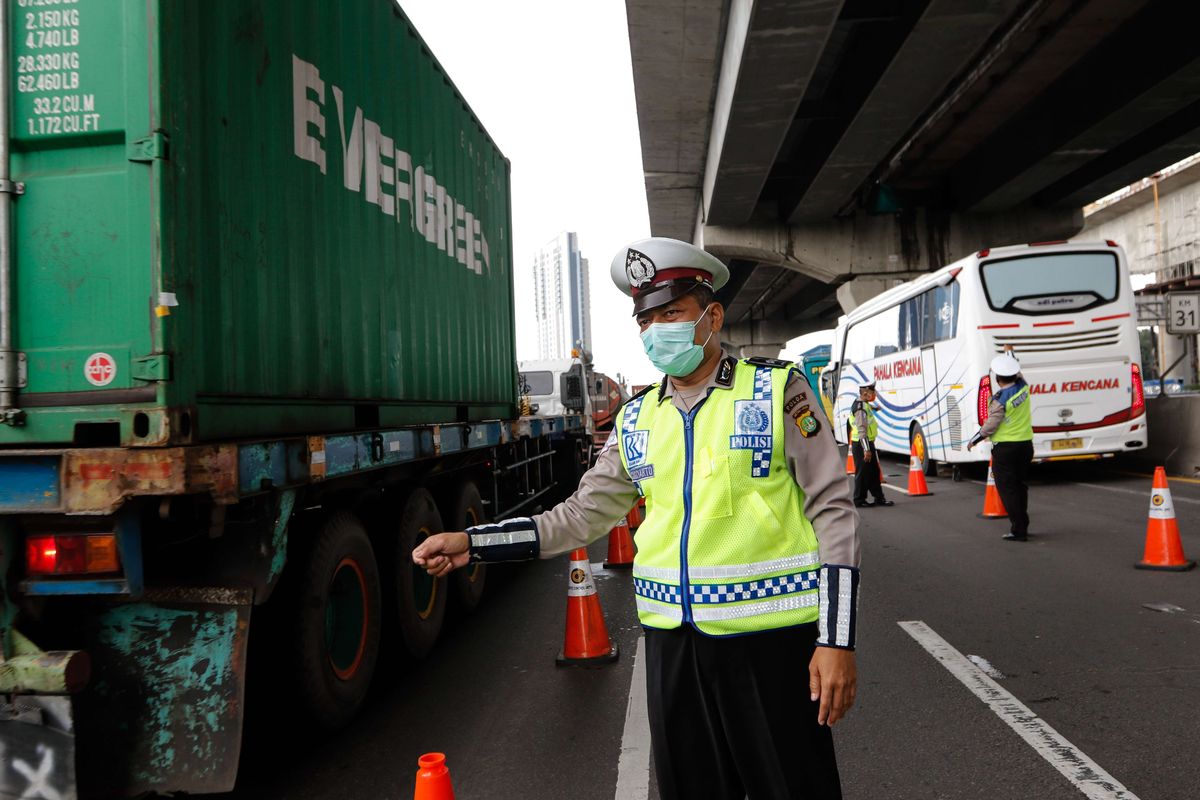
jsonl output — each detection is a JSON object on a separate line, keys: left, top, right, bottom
{"left": 414, "top": 237, "right": 861, "bottom": 800}
{"left": 969, "top": 353, "right": 1034, "bottom": 540}
{"left": 849, "top": 381, "right": 893, "bottom": 508}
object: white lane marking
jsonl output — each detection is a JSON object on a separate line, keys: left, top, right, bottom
{"left": 899, "top": 621, "right": 1140, "bottom": 800}
{"left": 614, "top": 636, "right": 651, "bottom": 800}
{"left": 967, "top": 654, "right": 1006, "bottom": 679}
{"left": 967, "top": 478, "right": 1200, "bottom": 506}
{"left": 884, "top": 483, "right": 911, "bottom": 495}
{"left": 1072, "top": 481, "right": 1200, "bottom": 505}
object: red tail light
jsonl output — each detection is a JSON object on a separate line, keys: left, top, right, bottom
{"left": 25, "top": 534, "right": 120, "bottom": 576}
{"left": 1131, "top": 363, "right": 1145, "bottom": 418}
{"left": 977, "top": 376, "right": 992, "bottom": 426}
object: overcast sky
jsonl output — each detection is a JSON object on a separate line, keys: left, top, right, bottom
{"left": 401, "top": 0, "right": 664, "bottom": 385}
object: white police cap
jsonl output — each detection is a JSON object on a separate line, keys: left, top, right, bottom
{"left": 610, "top": 237, "right": 730, "bottom": 315}
{"left": 991, "top": 353, "right": 1022, "bottom": 377}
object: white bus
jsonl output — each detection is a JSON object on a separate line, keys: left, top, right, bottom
{"left": 823, "top": 240, "right": 1147, "bottom": 473}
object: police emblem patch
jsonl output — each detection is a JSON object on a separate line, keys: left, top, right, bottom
{"left": 734, "top": 400, "right": 771, "bottom": 435}
{"left": 626, "top": 248, "right": 657, "bottom": 288}
{"left": 796, "top": 411, "right": 820, "bottom": 437}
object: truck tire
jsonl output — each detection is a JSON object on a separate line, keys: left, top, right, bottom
{"left": 294, "top": 512, "right": 381, "bottom": 730}
{"left": 395, "top": 488, "right": 448, "bottom": 658}
{"left": 449, "top": 481, "right": 488, "bottom": 613}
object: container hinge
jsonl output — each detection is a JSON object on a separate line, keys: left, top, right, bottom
{"left": 127, "top": 132, "right": 168, "bottom": 162}
{"left": 132, "top": 354, "right": 171, "bottom": 382}
{"left": 0, "top": 179, "right": 24, "bottom": 195}
{"left": 0, "top": 351, "right": 27, "bottom": 389}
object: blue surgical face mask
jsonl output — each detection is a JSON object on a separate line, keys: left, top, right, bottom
{"left": 640, "top": 305, "right": 714, "bottom": 377}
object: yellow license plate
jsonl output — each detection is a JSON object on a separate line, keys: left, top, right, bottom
{"left": 1050, "top": 438, "right": 1083, "bottom": 451}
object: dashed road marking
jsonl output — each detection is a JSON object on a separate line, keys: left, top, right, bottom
{"left": 614, "top": 636, "right": 651, "bottom": 800}
{"left": 899, "top": 620, "right": 1140, "bottom": 800}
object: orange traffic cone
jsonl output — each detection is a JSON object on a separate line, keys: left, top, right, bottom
{"left": 556, "top": 548, "right": 619, "bottom": 666}
{"left": 604, "top": 518, "right": 635, "bottom": 569}
{"left": 626, "top": 503, "right": 643, "bottom": 530}
{"left": 907, "top": 449, "right": 931, "bottom": 496}
{"left": 878, "top": 458, "right": 888, "bottom": 485}
{"left": 1136, "top": 467, "right": 1195, "bottom": 571}
{"left": 845, "top": 449, "right": 856, "bottom": 475}
{"left": 980, "top": 459, "right": 1007, "bottom": 519}
{"left": 414, "top": 753, "right": 455, "bottom": 800}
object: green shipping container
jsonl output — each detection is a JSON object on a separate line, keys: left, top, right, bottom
{"left": 1, "top": 0, "right": 516, "bottom": 447}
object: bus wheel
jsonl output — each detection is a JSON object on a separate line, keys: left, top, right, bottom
{"left": 910, "top": 423, "right": 936, "bottom": 477}
{"left": 295, "top": 512, "right": 381, "bottom": 730}
{"left": 395, "top": 488, "right": 448, "bottom": 658}
{"left": 449, "top": 481, "right": 488, "bottom": 613}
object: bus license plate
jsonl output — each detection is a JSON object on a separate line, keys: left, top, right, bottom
{"left": 1051, "top": 438, "right": 1082, "bottom": 451}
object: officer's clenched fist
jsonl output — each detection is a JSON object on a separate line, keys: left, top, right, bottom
{"left": 412, "top": 532, "right": 471, "bottom": 577}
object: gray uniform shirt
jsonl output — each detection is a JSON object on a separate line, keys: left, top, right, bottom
{"left": 530, "top": 353, "right": 861, "bottom": 568}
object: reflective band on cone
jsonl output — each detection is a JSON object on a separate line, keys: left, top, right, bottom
{"left": 557, "top": 548, "right": 619, "bottom": 666}
{"left": 907, "top": 451, "right": 931, "bottom": 497}
{"left": 414, "top": 753, "right": 455, "bottom": 800}
{"left": 979, "top": 459, "right": 1008, "bottom": 519}
{"left": 604, "top": 518, "right": 636, "bottom": 569}
{"left": 1136, "top": 467, "right": 1195, "bottom": 571}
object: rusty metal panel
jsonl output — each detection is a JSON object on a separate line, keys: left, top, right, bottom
{"left": 55, "top": 446, "right": 237, "bottom": 515}
{"left": 74, "top": 590, "right": 252, "bottom": 796}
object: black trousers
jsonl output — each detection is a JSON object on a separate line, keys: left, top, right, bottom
{"left": 991, "top": 440, "right": 1033, "bottom": 536}
{"left": 645, "top": 624, "right": 842, "bottom": 800}
{"left": 851, "top": 440, "right": 885, "bottom": 504}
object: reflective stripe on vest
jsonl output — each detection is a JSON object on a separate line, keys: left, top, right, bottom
{"left": 992, "top": 382, "right": 1033, "bottom": 443}
{"left": 849, "top": 402, "right": 878, "bottom": 442}
{"left": 616, "top": 362, "right": 822, "bottom": 636}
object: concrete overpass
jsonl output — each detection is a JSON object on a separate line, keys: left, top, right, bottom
{"left": 626, "top": 0, "right": 1200, "bottom": 354}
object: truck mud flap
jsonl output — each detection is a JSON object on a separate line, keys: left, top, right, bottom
{"left": 74, "top": 588, "right": 252, "bottom": 797}
{"left": 0, "top": 696, "right": 76, "bottom": 800}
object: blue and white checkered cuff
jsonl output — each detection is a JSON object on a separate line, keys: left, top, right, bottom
{"left": 816, "top": 564, "right": 860, "bottom": 650}
{"left": 468, "top": 518, "right": 540, "bottom": 563}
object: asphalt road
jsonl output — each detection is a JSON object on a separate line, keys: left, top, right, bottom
{"left": 220, "top": 458, "right": 1200, "bottom": 800}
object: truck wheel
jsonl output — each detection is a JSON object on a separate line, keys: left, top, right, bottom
{"left": 295, "top": 512, "right": 381, "bottom": 730}
{"left": 396, "top": 488, "right": 447, "bottom": 658}
{"left": 449, "top": 481, "right": 488, "bottom": 613}
{"left": 910, "top": 423, "right": 936, "bottom": 477}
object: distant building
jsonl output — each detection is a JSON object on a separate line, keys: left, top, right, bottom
{"left": 532, "top": 231, "right": 592, "bottom": 360}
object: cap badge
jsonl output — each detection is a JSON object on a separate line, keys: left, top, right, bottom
{"left": 626, "top": 248, "right": 657, "bottom": 289}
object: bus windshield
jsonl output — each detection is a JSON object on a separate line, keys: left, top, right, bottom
{"left": 980, "top": 252, "right": 1119, "bottom": 314}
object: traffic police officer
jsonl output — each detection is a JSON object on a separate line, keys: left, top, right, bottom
{"left": 968, "top": 353, "right": 1034, "bottom": 540}
{"left": 414, "top": 237, "right": 861, "bottom": 800}
{"left": 849, "top": 381, "right": 893, "bottom": 508}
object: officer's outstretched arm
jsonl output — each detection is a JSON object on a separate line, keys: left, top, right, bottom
{"left": 413, "top": 444, "right": 640, "bottom": 573}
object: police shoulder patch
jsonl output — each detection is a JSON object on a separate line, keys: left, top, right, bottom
{"left": 744, "top": 356, "right": 793, "bottom": 370}
{"left": 795, "top": 410, "right": 821, "bottom": 438}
